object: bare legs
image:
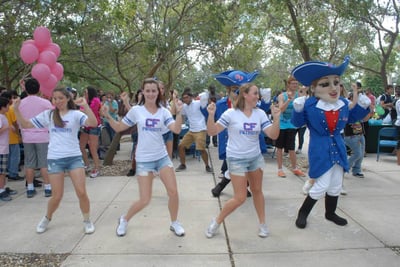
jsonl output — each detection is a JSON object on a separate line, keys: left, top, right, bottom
{"left": 215, "top": 169, "right": 265, "bottom": 225}
{"left": 79, "top": 132, "right": 100, "bottom": 171}
{"left": 124, "top": 166, "right": 180, "bottom": 222}
{"left": 45, "top": 168, "right": 90, "bottom": 220}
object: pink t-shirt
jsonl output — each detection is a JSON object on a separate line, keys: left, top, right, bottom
{"left": 19, "top": 95, "right": 53, "bottom": 143}
{"left": 82, "top": 97, "right": 101, "bottom": 129}
{"left": 0, "top": 114, "right": 9, "bottom": 154}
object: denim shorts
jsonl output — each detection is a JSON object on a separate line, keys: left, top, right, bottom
{"left": 227, "top": 154, "right": 265, "bottom": 176}
{"left": 81, "top": 126, "right": 101, "bottom": 136}
{"left": 136, "top": 155, "right": 173, "bottom": 176}
{"left": 163, "top": 131, "right": 173, "bottom": 143}
{"left": 47, "top": 156, "right": 85, "bottom": 174}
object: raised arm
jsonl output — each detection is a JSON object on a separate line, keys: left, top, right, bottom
{"left": 263, "top": 105, "right": 280, "bottom": 140}
{"left": 74, "top": 97, "right": 98, "bottom": 128}
{"left": 168, "top": 98, "right": 184, "bottom": 134}
{"left": 206, "top": 102, "right": 224, "bottom": 136}
{"left": 101, "top": 104, "right": 131, "bottom": 133}
{"left": 120, "top": 92, "right": 132, "bottom": 111}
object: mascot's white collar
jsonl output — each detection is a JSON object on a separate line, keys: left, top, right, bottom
{"left": 316, "top": 98, "right": 345, "bottom": 111}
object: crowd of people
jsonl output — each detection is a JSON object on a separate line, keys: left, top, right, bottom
{"left": 0, "top": 56, "right": 399, "bottom": 240}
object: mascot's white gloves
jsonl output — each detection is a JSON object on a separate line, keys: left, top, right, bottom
{"left": 199, "top": 92, "right": 209, "bottom": 108}
{"left": 357, "top": 94, "right": 371, "bottom": 109}
{"left": 260, "top": 88, "right": 271, "bottom": 103}
{"left": 293, "top": 96, "right": 306, "bottom": 112}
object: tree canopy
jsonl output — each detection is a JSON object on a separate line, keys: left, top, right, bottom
{"left": 1, "top": 0, "right": 399, "bottom": 96}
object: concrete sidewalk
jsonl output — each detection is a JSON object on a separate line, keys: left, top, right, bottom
{"left": 0, "top": 140, "right": 399, "bottom": 267}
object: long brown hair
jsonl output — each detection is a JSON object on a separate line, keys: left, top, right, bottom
{"left": 52, "top": 87, "right": 77, "bottom": 127}
{"left": 234, "top": 83, "right": 256, "bottom": 111}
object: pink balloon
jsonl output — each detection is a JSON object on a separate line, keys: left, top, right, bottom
{"left": 34, "top": 26, "right": 51, "bottom": 49}
{"left": 38, "top": 51, "right": 57, "bottom": 68}
{"left": 42, "top": 74, "right": 58, "bottom": 90}
{"left": 40, "top": 84, "right": 53, "bottom": 97}
{"left": 31, "top": 63, "right": 51, "bottom": 83}
{"left": 44, "top": 43, "right": 61, "bottom": 58}
{"left": 23, "top": 39, "right": 36, "bottom": 46}
{"left": 51, "top": 62, "right": 64, "bottom": 81}
{"left": 20, "top": 43, "right": 39, "bottom": 64}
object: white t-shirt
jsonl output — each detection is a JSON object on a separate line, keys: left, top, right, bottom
{"left": 218, "top": 108, "right": 272, "bottom": 159}
{"left": 181, "top": 100, "right": 206, "bottom": 132}
{"left": 395, "top": 100, "right": 400, "bottom": 126}
{"left": 0, "top": 114, "right": 9, "bottom": 154}
{"left": 31, "top": 109, "right": 88, "bottom": 159}
{"left": 122, "top": 105, "right": 174, "bottom": 162}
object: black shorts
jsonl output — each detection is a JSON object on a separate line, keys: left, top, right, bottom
{"left": 275, "top": 128, "right": 297, "bottom": 150}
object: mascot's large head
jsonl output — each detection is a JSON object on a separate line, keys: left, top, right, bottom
{"left": 291, "top": 56, "right": 349, "bottom": 103}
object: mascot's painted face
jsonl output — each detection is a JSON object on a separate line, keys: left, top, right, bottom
{"left": 312, "top": 75, "right": 341, "bottom": 103}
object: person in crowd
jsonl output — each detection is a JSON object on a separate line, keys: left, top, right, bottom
{"left": 205, "top": 83, "right": 280, "bottom": 238}
{"left": 365, "top": 88, "right": 376, "bottom": 113}
{"left": 276, "top": 76, "right": 306, "bottom": 178}
{"left": 291, "top": 56, "right": 371, "bottom": 229}
{"left": 175, "top": 89, "right": 213, "bottom": 173}
{"left": 79, "top": 86, "right": 102, "bottom": 178}
{"left": 394, "top": 92, "right": 400, "bottom": 165}
{"left": 379, "top": 84, "right": 394, "bottom": 119}
{"left": 210, "top": 70, "right": 270, "bottom": 198}
{"left": 295, "top": 86, "right": 308, "bottom": 154}
{"left": 169, "top": 89, "right": 180, "bottom": 158}
{"left": 344, "top": 90, "right": 366, "bottom": 178}
{"left": 389, "top": 86, "right": 400, "bottom": 125}
{"left": 102, "top": 91, "right": 119, "bottom": 146}
{"left": 120, "top": 89, "right": 142, "bottom": 177}
{"left": 206, "top": 84, "right": 221, "bottom": 148}
{"left": 18, "top": 78, "right": 53, "bottom": 198}
{"left": 159, "top": 81, "right": 174, "bottom": 159}
{"left": 0, "top": 91, "right": 23, "bottom": 183}
{"left": 101, "top": 78, "right": 186, "bottom": 237}
{"left": 0, "top": 97, "right": 17, "bottom": 201}
{"left": 66, "top": 87, "right": 78, "bottom": 100}
{"left": 14, "top": 87, "right": 98, "bottom": 234}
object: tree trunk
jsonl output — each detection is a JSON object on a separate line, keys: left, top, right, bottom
{"left": 103, "top": 132, "right": 122, "bottom": 165}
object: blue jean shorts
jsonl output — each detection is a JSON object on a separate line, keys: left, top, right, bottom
{"left": 136, "top": 155, "right": 173, "bottom": 176}
{"left": 48, "top": 156, "right": 85, "bottom": 174}
{"left": 81, "top": 126, "right": 101, "bottom": 136}
{"left": 227, "top": 154, "right": 265, "bottom": 176}
{"left": 163, "top": 131, "right": 173, "bottom": 143}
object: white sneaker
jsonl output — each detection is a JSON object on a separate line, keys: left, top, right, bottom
{"left": 84, "top": 220, "right": 95, "bottom": 234}
{"left": 302, "top": 180, "right": 313, "bottom": 195}
{"left": 36, "top": 216, "right": 50, "bottom": 233}
{"left": 90, "top": 169, "right": 99, "bottom": 178}
{"left": 258, "top": 223, "right": 269, "bottom": 238}
{"left": 340, "top": 187, "right": 347, "bottom": 195}
{"left": 296, "top": 149, "right": 302, "bottom": 154}
{"left": 205, "top": 218, "right": 220, "bottom": 238}
{"left": 116, "top": 216, "right": 128, "bottom": 237}
{"left": 170, "top": 221, "right": 185, "bottom": 236}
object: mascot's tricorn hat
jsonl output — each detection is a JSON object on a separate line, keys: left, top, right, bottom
{"left": 214, "top": 70, "right": 259, "bottom": 87}
{"left": 291, "top": 56, "right": 350, "bottom": 86}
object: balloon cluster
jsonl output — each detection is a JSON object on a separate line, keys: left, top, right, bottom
{"left": 19, "top": 26, "right": 63, "bottom": 97}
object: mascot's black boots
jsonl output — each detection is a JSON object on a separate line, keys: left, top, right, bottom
{"left": 296, "top": 195, "right": 317, "bottom": 229}
{"left": 211, "top": 177, "right": 252, "bottom": 197}
{"left": 325, "top": 194, "right": 348, "bottom": 226}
